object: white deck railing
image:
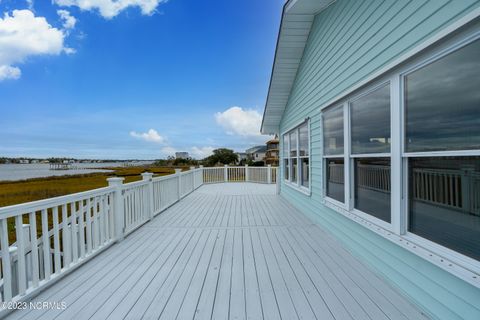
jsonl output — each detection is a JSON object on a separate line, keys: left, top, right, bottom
{"left": 412, "top": 168, "right": 480, "bottom": 215}
{"left": 0, "top": 165, "right": 277, "bottom": 308}
{"left": 203, "top": 165, "right": 277, "bottom": 184}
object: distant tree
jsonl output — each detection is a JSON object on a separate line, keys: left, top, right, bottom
{"left": 173, "top": 157, "right": 199, "bottom": 166}
{"left": 204, "top": 148, "right": 238, "bottom": 166}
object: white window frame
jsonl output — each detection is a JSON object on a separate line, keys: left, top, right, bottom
{"left": 349, "top": 81, "right": 393, "bottom": 231}
{"left": 282, "top": 119, "right": 311, "bottom": 195}
{"left": 318, "top": 22, "right": 480, "bottom": 286}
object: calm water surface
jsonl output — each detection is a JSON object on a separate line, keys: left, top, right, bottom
{"left": 0, "top": 162, "right": 153, "bottom": 181}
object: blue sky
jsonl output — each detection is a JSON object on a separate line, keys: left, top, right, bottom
{"left": 0, "top": 0, "right": 283, "bottom": 159}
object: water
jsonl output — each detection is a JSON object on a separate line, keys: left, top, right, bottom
{"left": 0, "top": 162, "right": 153, "bottom": 181}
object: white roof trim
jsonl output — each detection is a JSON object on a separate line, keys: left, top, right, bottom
{"left": 261, "top": 0, "right": 336, "bottom": 135}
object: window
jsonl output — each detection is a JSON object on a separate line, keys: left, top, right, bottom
{"left": 326, "top": 158, "right": 344, "bottom": 202}
{"left": 408, "top": 157, "right": 480, "bottom": 261}
{"left": 299, "top": 124, "right": 309, "bottom": 187}
{"left": 289, "top": 130, "right": 297, "bottom": 183}
{"left": 404, "top": 39, "right": 480, "bottom": 262}
{"left": 283, "top": 135, "right": 289, "bottom": 180}
{"left": 350, "top": 84, "right": 391, "bottom": 223}
{"left": 354, "top": 158, "right": 391, "bottom": 222}
{"left": 282, "top": 121, "right": 310, "bottom": 192}
{"left": 323, "top": 105, "right": 344, "bottom": 155}
{"left": 405, "top": 40, "right": 480, "bottom": 152}
{"left": 351, "top": 84, "right": 391, "bottom": 154}
{"left": 320, "top": 34, "right": 480, "bottom": 272}
{"left": 323, "top": 105, "right": 345, "bottom": 203}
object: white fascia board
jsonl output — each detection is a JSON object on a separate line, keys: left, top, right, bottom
{"left": 261, "top": 0, "right": 336, "bottom": 135}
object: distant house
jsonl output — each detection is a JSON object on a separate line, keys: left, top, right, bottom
{"left": 18, "top": 159, "right": 29, "bottom": 164}
{"left": 245, "top": 145, "right": 266, "bottom": 162}
{"left": 175, "top": 152, "right": 189, "bottom": 159}
{"left": 265, "top": 138, "right": 279, "bottom": 166}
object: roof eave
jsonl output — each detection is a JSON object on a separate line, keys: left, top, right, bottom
{"left": 261, "top": 0, "right": 336, "bottom": 135}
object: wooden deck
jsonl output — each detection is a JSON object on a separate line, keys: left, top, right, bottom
{"left": 6, "top": 183, "right": 428, "bottom": 320}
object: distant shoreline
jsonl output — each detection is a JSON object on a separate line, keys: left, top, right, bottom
{"left": 0, "top": 161, "right": 153, "bottom": 182}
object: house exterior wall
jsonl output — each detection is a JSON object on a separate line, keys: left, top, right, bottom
{"left": 278, "top": 1, "right": 480, "bottom": 319}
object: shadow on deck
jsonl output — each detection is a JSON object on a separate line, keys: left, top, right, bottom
{"left": 6, "top": 183, "right": 428, "bottom": 320}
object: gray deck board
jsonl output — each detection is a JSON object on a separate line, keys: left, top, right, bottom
{"left": 6, "top": 183, "right": 429, "bottom": 320}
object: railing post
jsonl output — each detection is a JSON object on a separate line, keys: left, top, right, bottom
{"left": 224, "top": 165, "right": 228, "bottom": 182}
{"left": 267, "top": 165, "right": 272, "bottom": 184}
{"left": 142, "top": 172, "right": 154, "bottom": 220}
{"left": 245, "top": 164, "right": 249, "bottom": 182}
{"left": 107, "top": 177, "right": 125, "bottom": 242}
{"left": 199, "top": 165, "right": 204, "bottom": 185}
{"left": 175, "top": 168, "right": 182, "bottom": 199}
{"left": 190, "top": 166, "right": 196, "bottom": 188}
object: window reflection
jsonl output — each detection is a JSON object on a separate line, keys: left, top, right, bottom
{"left": 283, "top": 159, "right": 289, "bottom": 180}
{"left": 405, "top": 39, "right": 480, "bottom": 152}
{"left": 351, "top": 84, "right": 390, "bottom": 154}
{"left": 408, "top": 157, "right": 480, "bottom": 260}
{"left": 290, "top": 131, "right": 297, "bottom": 157}
{"left": 299, "top": 124, "right": 309, "bottom": 157}
{"left": 354, "top": 158, "right": 391, "bottom": 222}
{"left": 291, "top": 158, "right": 297, "bottom": 183}
{"left": 323, "top": 105, "right": 344, "bottom": 155}
{"left": 301, "top": 158, "right": 309, "bottom": 188}
{"left": 326, "top": 158, "right": 344, "bottom": 203}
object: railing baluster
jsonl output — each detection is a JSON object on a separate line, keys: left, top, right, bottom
{"left": 70, "top": 203, "right": 78, "bottom": 263}
{"left": 29, "top": 211, "right": 39, "bottom": 287}
{"left": 78, "top": 201, "right": 85, "bottom": 259}
{"left": 103, "top": 195, "right": 110, "bottom": 242}
{"left": 52, "top": 206, "right": 62, "bottom": 273}
{"left": 93, "top": 197, "right": 99, "bottom": 250}
{"left": 61, "top": 204, "right": 71, "bottom": 267}
{"left": 15, "top": 215, "right": 27, "bottom": 295}
{"left": 41, "top": 209, "right": 51, "bottom": 280}
{"left": 0, "top": 219, "right": 12, "bottom": 301}
{"left": 86, "top": 198, "right": 92, "bottom": 254}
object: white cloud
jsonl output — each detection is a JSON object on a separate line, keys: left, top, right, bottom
{"left": 161, "top": 146, "right": 214, "bottom": 159}
{"left": 0, "top": 65, "right": 21, "bottom": 80}
{"left": 0, "top": 10, "right": 70, "bottom": 81}
{"left": 130, "top": 129, "right": 166, "bottom": 143}
{"left": 190, "top": 146, "right": 214, "bottom": 159}
{"left": 160, "top": 146, "right": 177, "bottom": 155}
{"left": 53, "top": 0, "right": 168, "bottom": 19}
{"left": 215, "top": 106, "right": 264, "bottom": 137}
{"left": 57, "top": 10, "right": 76, "bottom": 30}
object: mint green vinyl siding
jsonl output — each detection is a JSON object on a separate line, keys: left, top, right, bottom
{"left": 278, "top": 0, "right": 480, "bottom": 319}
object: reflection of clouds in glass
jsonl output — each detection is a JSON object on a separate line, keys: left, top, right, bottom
{"left": 290, "top": 130, "right": 297, "bottom": 157}
{"left": 299, "top": 123, "right": 309, "bottom": 156}
{"left": 351, "top": 84, "right": 390, "bottom": 154}
{"left": 323, "top": 105, "right": 344, "bottom": 155}
{"left": 283, "top": 135, "right": 288, "bottom": 157}
{"left": 406, "top": 39, "right": 480, "bottom": 152}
